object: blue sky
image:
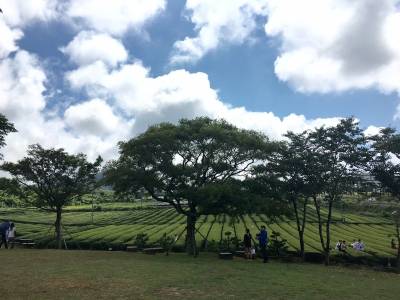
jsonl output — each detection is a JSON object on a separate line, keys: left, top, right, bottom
{"left": 1, "top": 0, "right": 400, "bottom": 161}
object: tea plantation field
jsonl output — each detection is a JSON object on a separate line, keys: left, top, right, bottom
{"left": 0, "top": 203, "right": 397, "bottom": 257}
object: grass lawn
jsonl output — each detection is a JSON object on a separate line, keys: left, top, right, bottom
{"left": 0, "top": 250, "right": 399, "bottom": 300}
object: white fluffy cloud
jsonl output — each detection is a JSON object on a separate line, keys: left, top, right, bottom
{"left": 0, "top": 51, "right": 132, "bottom": 162}
{"left": 265, "top": 0, "right": 400, "bottom": 95}
{"left": 64, "top": 98, "right": 126, "bottom": 136}
{"left": 3, "top": 0, "right": 391, "bottom": 165}
{"left": 172, "top": 0, "right": 400, "bottom": 121}
{"left": 60, "top": 31, "right": 128, "bottom": 67}
{"left": 0, "top": 0, "right": 58, "bottom": 27}
{"left": 171, "top": 0, "right": 268, "bottom": 64}
{"left": 66, "top": 0, "right": 166, "bottom": 36}
{"left": 0, "top": 0, "right": 58, "bottom": 58}
{"left": 67, "top": 59, "right": 341, "bottom": 138}
{"left": 0, "top": 20, "right": 22, "bottom": 58}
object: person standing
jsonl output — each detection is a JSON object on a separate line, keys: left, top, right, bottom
{"left": 243, "top": 228, "right": 252, "bottom": 259}
{"left": 7, "top": 222, "right": 16, "bottom": 249}
{"left": 0, "top": 220, "right": 11, "bottom": 249}
{"left": 257, "top": 225, "right": 268, "bottom": 263}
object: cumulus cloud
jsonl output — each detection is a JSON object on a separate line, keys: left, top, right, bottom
{"left": 60, "top": 31, "right": 128, "bottom": 67}
{"left": 64, "top": 98, "right": 126, "bottom": 136}
{"left": 66, "top": 0, "right": 166, "bottom": 36}
{"left": 171, "top": 0, "right": 400, "bottom": 120}
{"left": 0, "top": 0, "right": 58, "bottom": 58}
{"left": 0, "top": 50, "right": 131, "bottom": 162}
{"left": 265, "top": 0, "right": 400, "bottom": 95}
{"left": 171, "top": 0, "right": 268, "bottom": 64}
{"left": 2, "top": 0, "right": 388, "bottom": 165}
{"left": 0, "top": 20, "right": 23, "bottom": 58}
{"left": 364, "top": 125, "right": 384, "bottom": 137}
{"left": 67, "top": 59, "right": 341, "bottom": 138}
{"left": 0, "top": 0, "right": 58, "bottom": 27}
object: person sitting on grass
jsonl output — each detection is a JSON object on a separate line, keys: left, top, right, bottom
{"left": 335, "top": 240, "right": 342, "bottom": 251}
{"left": 351, "top": 239, "right": 357, "bottom": 249}
{"left": 340, "top": 240, "right": 347, "bottom": 253}
{"left": 355, "top": 239, "right": 365, "bottom": 251}
{"left": 0, "top": 220, "right": 10, "bottom": 249}
{"left": 7, "top": 223, "right": 16, "bottom": 249}
{"left": 250, "top": 247, "right": 256, "bottom": 260}
{"left": 243, "top": 228, "right": 252, "bottom": 259}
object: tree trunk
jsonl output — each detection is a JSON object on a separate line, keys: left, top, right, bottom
{"left": 324, "top": 199, "right": 333, "bottom": 265}
{"left": 313, "top": 196, "right": 326, "bottom": 256}
{"left": 396, "top": 222, "right": 400, "bottom": 272}
{"left": 55, "top": 208, "right": 63, "bottom": 249}
{"left": 292, "top": 197, "right": 305, "bottom": 260}
{"left": 186, "top": 214, "right": 197, "bottom": 256}
{"left": 300, "top": 198, "right": 309, "bottom": 261}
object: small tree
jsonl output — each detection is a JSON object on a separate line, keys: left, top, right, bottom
{"left": 1, "top": 144, "right": 102, "bottom": 249}
{"left": 370, "top": 128, "right": 400, "bottom": 269}
{"left": 256, "top": 131, "right": 313, "bottom": 259}
{"left": 0, "top": 113, "right": 16, "bottom": 159}
{"left": 309, "top": 118, "right": 369, "bottom": 265}
{"left": 268, "top": 231, "right": 288, "bottom": 257}
{"left": 104, "top": 117, "right": 277, "bottom": 256}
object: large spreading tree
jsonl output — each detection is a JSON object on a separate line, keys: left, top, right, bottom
{"left": 1, "top": 144, "right": 102, "bottom": 249}
{"left": 104, "top": 117, "right": 279, "bottom": 255}
{"left": 370, "top": 127, "right": 400, "bottom": 269}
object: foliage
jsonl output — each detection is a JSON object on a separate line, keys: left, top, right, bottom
{"left": 253, "top": 131, "right": 314, "bottom": 258}
{"left": 157, "top": 233, "right": 175, "bottom": 253}
{"left": 1, "top": 144, "right": 102, "bottom": 210}
{"left": 134, "top": 233, "right": 149, "bottom": 249}
{"left": 308, "top": 118, "right": 370, "bottom": 264}
{"left": 267, "top": 231, "right": 289, "bottom": 257}
{"left": 369, "top": 127, "right": 400, "bottom": 269}
{"left": 1, "top": 144, "right": 102, "bottom": 248}
{"left": 104, "top": 117, "right": 279, "bottom": 255}
{"left": 0, "top": 113, "right": 16, "bottom": 159}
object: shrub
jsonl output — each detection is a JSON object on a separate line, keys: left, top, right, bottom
{"left": 157, "top": 233, "right": 175, "bottom": 254}
{"left": 133, "top": 233, "right": 149, "bottom": 249}
{"left": 267, "top": 231, "right": 288, "bottom": 257}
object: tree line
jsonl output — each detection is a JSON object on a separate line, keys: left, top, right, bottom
{"left": 0, "top": 113, "right": 399, "bottom": 267}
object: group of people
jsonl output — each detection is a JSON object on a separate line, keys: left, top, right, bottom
{"left": 0, "top": 220, "right": 16, "bottom": 249}
{"left": 335, "top": 239, "right": 365, "bottom": 252}
{"left": 243, "top": 226, "right": 268, "bottom": 263}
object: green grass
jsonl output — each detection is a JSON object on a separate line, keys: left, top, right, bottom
{"left": 0, "top": 249, "right": 399, "bottom": 300}
{"left": 0, "top": 205, "right": 397, "bottom": 257}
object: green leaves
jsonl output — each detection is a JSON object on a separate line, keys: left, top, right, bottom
{"left": 105, "top": 117, "right": 277, "bottom": 217}
{"left": 0, "top": 113, "right": 16, "bottom": 159}
{"left": 1, "top": 144, "right": 102, "bottom": 210}
{"left": 370, "top": 128, "right": 400, "bottom": 200}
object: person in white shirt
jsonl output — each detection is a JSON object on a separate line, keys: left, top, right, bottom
{"left": 356, "top": 239, "right": 365, "bottom": 251}
{"left": 335, "top": 240, "right": 342, "bottom": 251}
{"left": 6, "top": 222, "right": 16, "bottom": 249}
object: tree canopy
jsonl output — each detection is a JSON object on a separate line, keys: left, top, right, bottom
{"left": 104, "top": 117, "right": 281, "bottom": 255}
{"left": 370, "top": 127, "right": 400, "bottom": 269}
{"left": 0, "top": 113, "right": 16, "bottom": 159}
{"left": 1, "top": 144, "right": 102, "bottom": 248}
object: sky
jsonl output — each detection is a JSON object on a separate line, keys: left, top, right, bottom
{"left": 0, "top": 0, "right": 400, "bottom": 162}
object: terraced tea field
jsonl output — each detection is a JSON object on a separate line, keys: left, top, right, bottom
{"left": 0, "top": 204, "right": 397, "bottom": 257}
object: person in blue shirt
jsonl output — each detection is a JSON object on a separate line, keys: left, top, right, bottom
{"left": 0, "top": 220, "right": 11, "bottom": 249}
{"left": 257, "top": 225, "right": 268, "bottom": 263}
